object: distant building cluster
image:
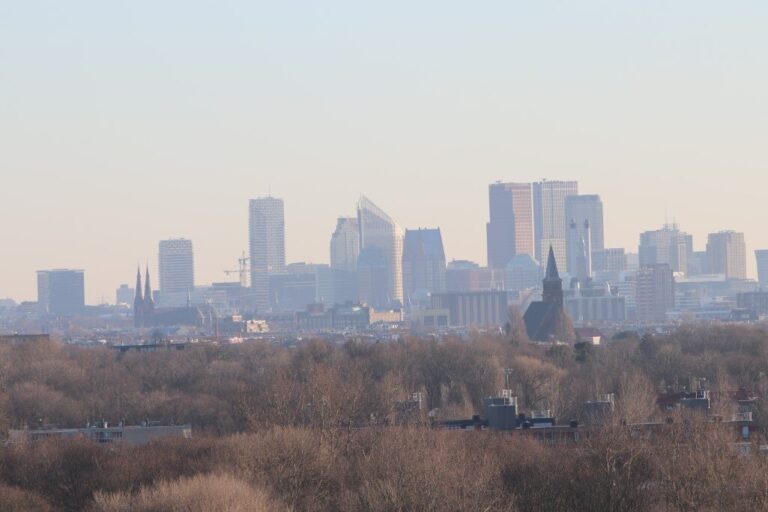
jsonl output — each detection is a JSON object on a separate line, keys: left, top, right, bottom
{"left": 11, "top": 178, "right": 765, "bottom": 341}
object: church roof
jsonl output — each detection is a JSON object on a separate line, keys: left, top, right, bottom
{"left": 523, "top": 301, "right": 560, "bottom": 341}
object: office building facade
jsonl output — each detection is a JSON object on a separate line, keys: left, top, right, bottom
{"left": 446, "top": 260, "right": 505, "bottom": 293}
{"left": 532, "top": 180, "right": 578, "bottom": 269}
{"left": 486, "top": 182, "right": 534, "bottom": 268}
{"left": 638, "top": 224, "right": 692, "bottom": 274}
{"left": 330, "top": 217, "right": 360, "bottom": 272}
{"left": 566, "top": 219, "right": 592, "bottom": 284}
{"left": 635, "top": 264, "right": 675, "bottom": 323}
{"left": 565, "top": 194, "right": 604, "bottom": 251}
{"left": 592, "top": 248, "right": 627, "bottom": 274}
{"left": 115, "top": 284, "right": 134, "bottom": 307}
{"left": 756, "top": 250, "right": 768, "bottom": 287}
{"left": 357, "top": 196, "right": 403, "bottom": 307}
{"left": 402, "top": 228, "right": 447, "bottom": 310}
{"left": 37, "top": 269, "right": 85, "bottom": 316}
{"left": 158, "top": 238, "right": 195, "bottom": 294}
{"left": 430, "top": 291, "right": 508, "bottom": 327}
{"left": 249, "top": 197, "right": 286, "bottom": 312}
{"left": 706, "top": 231, "right": 747, "bottom": 280}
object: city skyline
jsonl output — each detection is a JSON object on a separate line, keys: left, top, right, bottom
{"left": 12, "top": 186, "right": 762, "bottom": 306}
{"left": 3, "top": 2, "right": 768, "bottom": 303}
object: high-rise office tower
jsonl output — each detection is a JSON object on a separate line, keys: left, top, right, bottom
{"left": 486, "top": 182, "right": 534, "bottom": 268}
{"left": 756, "top": 250, "right": 768, "bottom": 287}
{"left": 249, "top": 196, "right": 286, "bottom": 312}
{"left": 565, "top": 195, "right": 604, "bottom": 251}
{"left": 402, "top": 228, "right": 447, "bottom": 310}
{"left": 566, "top": 219, "right": 592, "bottom": 285}
{"left": 36, "top": 269, "right": 85, "bottom": 316}
{"left": 532, "top": 180, "right": 578, "bottom": 269}
{"left": 638, "top": 224, "right": 692, "bottom": 274}
{"left": 357, "top": 196, "right": 404, "bottom": 307}
{"left": 706, "top": 231, "right": 747, "bottom": 279}
{"left": 158, "top": 238, "right": 195, "bottom": 294}
{"left": 330, "top": 217, "right": 360, "bottom": 272}
{"left": 635, "top": 264, "right": 675, "bottom": 323}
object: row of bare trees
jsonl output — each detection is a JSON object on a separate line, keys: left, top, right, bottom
{"left": 2, "top": 324, "right": 768, "bottom": 510}
{"left": 1, "top": 423, "right": 767, "bottom": 511}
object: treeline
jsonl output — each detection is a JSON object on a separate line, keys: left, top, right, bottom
{"left": 2, "top": 325, "right": 768, "bottom": 510}
{"left": 4, "top": 325, "right": 768, "bottom": 432}
{"left": 2, "top": 424, "right": 768, "bottom": 511}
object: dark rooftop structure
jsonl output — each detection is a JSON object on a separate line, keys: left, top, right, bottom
{"left": 0, "top": 334, "right": 50, "bottom": 344}
{"left": 8, "top": 423, "right": 192, "bottom": 445}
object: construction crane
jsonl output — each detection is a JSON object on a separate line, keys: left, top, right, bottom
{"left": 224, "top": 251, "right": 250, "bottom": 287}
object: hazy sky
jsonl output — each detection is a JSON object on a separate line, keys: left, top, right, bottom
{"left": 2, "top": 1, "right": 767, "bottom": 303}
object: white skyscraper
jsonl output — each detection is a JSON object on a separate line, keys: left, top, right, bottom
{"left": 533, "top": 180, "right": 578, "bottom": 268}
{"left": 357, "top": 196, "right": 403, "bottom": 307}
{"left": 158, "top": 238, "right": 195, "bottom": 294}
{"left": 330, "top": 217, "right": 360, "bottom": 272}
{"left": 565, "top": 194, "right": 604, "bottom": 251}
{"left": 249, "top": 197, "right": 286, "bottom": 312}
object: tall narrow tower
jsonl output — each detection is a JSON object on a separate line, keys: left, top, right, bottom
{"left": 133, "top": 266, "right": 144, "bottom": 327}
{"left": 144, "top": 265, "right": 154, "bottom": 319}
{"left": 249, "top": 197, "right": 286, "bottom": 312}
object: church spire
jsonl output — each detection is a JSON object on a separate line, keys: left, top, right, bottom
{"left": 545, "top": 246, "right": 560, "bottom": 280}
{"left": 133, "top": 266, "right": 144, "bottom": 328}
{"left": 134, "top": 266, "right": 143, "bottom": 302}
{"left": 542, "top": 246, "right": 563, "bottom": 306}
{"left": 144, "top": 264, "right": 153, "bottom": 303}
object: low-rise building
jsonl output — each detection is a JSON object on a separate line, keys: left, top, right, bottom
{"left": 737, "top": 291, "right": 768, "bottom": 316}
{"left": 430, "top": 291, "right": 508, "bottom": 327}
{"left": 8, "top": 423, "right": 192, "bottom": 445}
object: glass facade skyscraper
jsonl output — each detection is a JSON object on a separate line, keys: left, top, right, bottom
{"left": 486, "top": 182, "right": 534, "bottom": 269}
{"left": 532, "top": 180, "right": 578, "bottom": 269}
{"left": 357, "top": 196, "right": 403, "bottom": 307}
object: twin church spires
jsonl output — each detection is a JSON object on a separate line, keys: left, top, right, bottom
{"left": 133, "top": 265, "right": 155, "bottom": 328}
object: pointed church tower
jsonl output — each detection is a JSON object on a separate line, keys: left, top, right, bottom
{"left": 144, "top": 264, "right": 155, "bottom": 320}
{"left": 542, "top": 246, "right": 564, "bottom": 306}
{"left": 133, "top": 266, "right": 144, "bottom": 327}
